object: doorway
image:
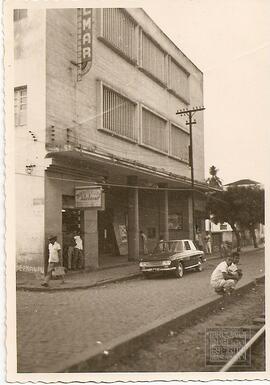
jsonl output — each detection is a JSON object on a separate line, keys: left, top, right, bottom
{"left": 98, "top": 208, "right": 118, "bottom": 258}
{"left": 62, "top": 208, "right": 84, "bottom": 269}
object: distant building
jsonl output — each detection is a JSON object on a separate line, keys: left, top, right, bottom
{"left": 14, "top": 8, "right": 207, "bottom": 273}
{"left": 205, "top": 219, "right": 233, "bottom": 252}
{"left": 224, "top": 179, "right": 262, "bottom": 189}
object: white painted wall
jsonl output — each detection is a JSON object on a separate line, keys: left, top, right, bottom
{"left": 14, "top": 9, "right": 47, "bottom": 271}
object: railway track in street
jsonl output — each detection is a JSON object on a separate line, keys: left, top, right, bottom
{"left": 219, "top": 313, "right": 265, "bottom": 372}
{"left": 220, "top": 324, "right": 265, "bottom": 372}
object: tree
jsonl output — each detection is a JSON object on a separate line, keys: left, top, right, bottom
{"left": 207, "top": 186, "right": 264, "bottom": 249}
{"left": 206, "top": 165, "right": 223, "bottom": 189}
{"left": 235, "top": 186, "right": 264, "bottom": 248}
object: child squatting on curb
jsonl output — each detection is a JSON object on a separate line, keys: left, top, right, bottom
{"left": 41, "top": 235, "right": 65, "bottom": 287}
{"left": 210, "top": 252, "right": 243, "bottom": 295}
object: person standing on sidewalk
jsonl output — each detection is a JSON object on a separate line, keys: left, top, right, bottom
{"left": 220, "top": 241, "right": 230, "bottom": 259}
{"left": 67, "top": 232, "right": 76, "bottom": 270}
{"left": 195, "top": 230, "right": 204, "bottom": 251}
{"left": 210, "top": 255, "right": 238, "bottom": 295}
{"left": 205, "top": 232, "right": 212, "bottom": 254}
{"left": 42, "top": 235, "right": 64, "bottom": 287}
{"left": 140, "top": 230, "right": 148, "bottom": 255}
{"left": 73, "top": 232, "right": 84, "bottom": 269}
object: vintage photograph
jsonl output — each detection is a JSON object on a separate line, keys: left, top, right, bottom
{"left": 5, "top": 0, "right": 269, "bottom": 382}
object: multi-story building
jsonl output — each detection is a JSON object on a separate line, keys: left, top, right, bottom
{"left": 14, "top": 8, "right": 207, "bottom": 273}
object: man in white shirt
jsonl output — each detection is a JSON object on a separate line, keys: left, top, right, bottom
{"left": 210, "top": 255, "right": 238, "bottom": 294}
{"left": 228, "top": 252, "right": 243, "bottom": 281}
{"left": 42, "top": 235, "right": 64, "bottom": 287}
{"left": 73, "top": 232, "right": 84, "bottom": 269}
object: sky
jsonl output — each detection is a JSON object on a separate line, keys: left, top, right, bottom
{"left": 144, "top": 0, "right": 270, "bottom": 185}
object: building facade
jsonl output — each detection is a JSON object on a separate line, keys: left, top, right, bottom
{"left": 14, "top": 8, "right": 207, "bottom": 273}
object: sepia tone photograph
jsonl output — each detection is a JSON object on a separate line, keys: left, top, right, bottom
{"left": 4, "top": 0, "right": 269, "bottom": 382}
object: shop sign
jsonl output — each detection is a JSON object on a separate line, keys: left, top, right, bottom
{"left": 75, "top": 186, "right": 102, "bottom": 208}
{"left": 77, "top": 8, "right": 93, "bottom": 79}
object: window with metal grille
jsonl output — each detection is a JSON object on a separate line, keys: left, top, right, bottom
{"left": 14, "top": 87, "right": 27, "bottom": 126}
{"left": 141, "top": 32, "right": 166, "bottom": 84}
{"left": 142, "top": 108, "right": 168, "bottom": 153}
{"left": 102, "top": 8, "right": 137, "bottom": 61}
{"left": 171, "top": 124, "right": 189, "bottom": 162}
{"left": 102, "top": 86, "right": 137, "bottom": 141}
{"left": 170, "top": 59, "right": 189, "bottom": 102}
{"left": 13, "top": 9, "right": 27, "bottom": 21}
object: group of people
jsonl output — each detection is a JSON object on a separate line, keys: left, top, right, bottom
{"left": 210, "top": 251, "right": 243, "bottom": 295}
{"left": 195, "top": 231, "right": 212, "bottom": 254}
{"left": 41, "top": 229, "right": 243, "bottom": 295}
{"left": 41, "top": 232, "right": 84, "bottom": 287}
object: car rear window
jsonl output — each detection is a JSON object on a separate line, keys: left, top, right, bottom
{"left": 184, "top": 241, "right": 191, "bottom": 250}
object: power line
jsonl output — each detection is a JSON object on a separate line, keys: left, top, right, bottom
{"left": 14, "top": 171, "right": 194, "bottom": 190}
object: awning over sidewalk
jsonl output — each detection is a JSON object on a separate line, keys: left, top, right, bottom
{"left": 45, "top": 148, "right": 216, "bottom": 193}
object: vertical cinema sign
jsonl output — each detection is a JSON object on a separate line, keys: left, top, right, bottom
{"left": 77, "top": 8, "right": 92, "bottom": 79}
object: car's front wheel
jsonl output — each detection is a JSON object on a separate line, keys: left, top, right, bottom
{"left": 175, "top": 261, "right": 184, "bottom": 278}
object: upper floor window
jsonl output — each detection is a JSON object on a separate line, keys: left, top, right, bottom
{"left": 102, "top": 85, "right": 137, "bottom": 141}
{"left": 141, "top": 32, "right": 166, "bottom": 84}
{"left": 102, "top": 8, "right": 137, "bottom": 62}
{"left": 170, "top": 59, "right": 189, "bottom": 102}
{"left": 142, "top": 108, "right": 168, "bottom": 153}
{"left": 170, "top": 123, "right": 189, "bottom": 163}
{"left": 14, "top": 86, "right": 27, "bottom": 126}
{"left": 13, "top": 9, "right": 27, "bottom": 21}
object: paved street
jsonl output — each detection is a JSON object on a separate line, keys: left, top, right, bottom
{"left": 17, "top": 250, "right": 264, "bottom": 373}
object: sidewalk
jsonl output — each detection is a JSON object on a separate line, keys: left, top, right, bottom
{"left": 16, "top": 244, "right": 264, "bottom": 292}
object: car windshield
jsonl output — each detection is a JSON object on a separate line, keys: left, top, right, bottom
{"left": 153, "top": 241, "right": 183, "bottom": 254}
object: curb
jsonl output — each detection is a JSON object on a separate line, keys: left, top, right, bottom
{"left": 55, "top": 274, "right": 265, "bottom": 373}
{"left": 16, "top": 272, "right": 142, "bottom": 293}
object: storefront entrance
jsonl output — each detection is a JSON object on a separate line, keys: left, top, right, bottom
{"left": 98, "top": 208, "right": 118, "bottom": 258}
{"left": 62, "top": 208, "right": 84, "bottom": 269}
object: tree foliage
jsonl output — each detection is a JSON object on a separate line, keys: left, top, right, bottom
{"left": 207, "top": 186, "right": 264, "bottom": 248}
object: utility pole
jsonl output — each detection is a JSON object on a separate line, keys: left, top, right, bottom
{"left": 176, "top": 106, "right": 205, "bottom": 241}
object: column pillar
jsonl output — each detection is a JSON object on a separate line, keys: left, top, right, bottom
{"left": 159, "top": 183, "right": 169, "bottom": 241}
{"left": 188, "top": 195, "right": 193, "bottom": 239}
{"left": 127, "top": 176, "right": 139, "bottom": 261}
{"left": 83, "top": 209, "right": 99, "bottom": 269}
